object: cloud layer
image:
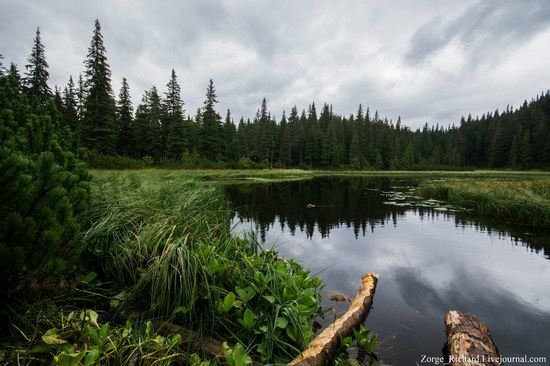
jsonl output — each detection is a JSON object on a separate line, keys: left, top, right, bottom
{"left": 1, "top": 0, "right": 550, "bottom": 129}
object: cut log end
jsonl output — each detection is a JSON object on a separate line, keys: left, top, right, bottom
{"left": 444, "top": 311, "right": 501, "bottom": 366}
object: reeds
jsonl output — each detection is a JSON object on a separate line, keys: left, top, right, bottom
{"left": 81, "top": 171, "right": 322, "bottom": 363}
{"left": 417, "top": 179, "right": 550, "bottom": 227}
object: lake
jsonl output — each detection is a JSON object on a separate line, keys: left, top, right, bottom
{"left": 225, "top": 176, "right": 550, "bottom": 365}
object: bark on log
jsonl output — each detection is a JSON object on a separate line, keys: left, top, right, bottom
{"left": 288, "top": 272, "right": 379, "bottom": 366}
{"left": 154, "top": 320, "right": 228, "bottom": 359}
{"left": 444, "top": 311, "right": 501, "bottom": 366}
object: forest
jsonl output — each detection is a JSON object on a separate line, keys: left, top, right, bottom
{"left": 2, "top": 20, "right": 550, "bottom": 171}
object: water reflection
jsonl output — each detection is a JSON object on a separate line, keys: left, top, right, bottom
{"left": 226, "top": 177, "right": 550, "bottom": 365}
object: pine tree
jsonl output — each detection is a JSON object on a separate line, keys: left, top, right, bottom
{"left": 164, "top": 69, "right": 187, "bottom": 160}
{"left": 200, "top": 79, "right": 222, "bottom": 161}
{"left": 0, "top": 73, "right": 90, "bottom": 295}
{"left": 116, "top": 77, "right": 133, "bottom": 156}
{"left": 81, "top": 19, "right": 117, "bottom": 154}
{"left": 24, "top": 27, "right": 51, "bottom": 106}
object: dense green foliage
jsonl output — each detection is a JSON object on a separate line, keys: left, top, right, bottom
{"left": 84, "top": 172, "right": 322, "bottom": 363}
{"left": 0, "top": 51, "right": 90, "bottom": 296}
{"left": 1, "top": 172, "right": 323, "bottom": 365}
{"left": 418, "top": 179, "right": 550, "bottom": 227}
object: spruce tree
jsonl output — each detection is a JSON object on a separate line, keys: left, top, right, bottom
{"left": 278, "top": 111, "right": 292, "bottom": 168}
{"left": 116, "top": 77, "right": 134, "bottom": 156}
{"left": 164, "top": 69, "right": 187, "bottom": 160}
{"left": 222, "top": 109, "right": 237, "bottom": 162}
{"left": 24, "top": 27, "right": 51, "bottom": 107}
{"left": 133, "top": 86, "right": 163, "bottom": 162}
{"left": 200, "top": 79, "right": 222, "bottom": 161}
{"left": 63, "top": 76, "right": 79, "bottom": 145}
{"left": 81, "top": 19, "right": 117, "bottom": 154}
{"left": 7, "top": 63, "right": 22, "bottom": 90}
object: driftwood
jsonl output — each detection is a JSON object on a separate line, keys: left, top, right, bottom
{"left": 444, "top": 311, "right": 501, "bottom": 366}
{"left": 154, "top": 320, "right": 229, "bottom": 359}
{"left": 288, "top": 272, "right": 379, "bottom": 366}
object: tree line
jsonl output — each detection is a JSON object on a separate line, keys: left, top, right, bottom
{"left": 2, "top": 20, "right": 550, "bottom": 170}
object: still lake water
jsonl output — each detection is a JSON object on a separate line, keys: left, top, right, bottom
{"left": 225, "top": 177, "right": 550, "bottom": 365}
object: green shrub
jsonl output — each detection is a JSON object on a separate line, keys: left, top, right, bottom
{"left": 0, "top": 77, "right": 90, "bottom": 295}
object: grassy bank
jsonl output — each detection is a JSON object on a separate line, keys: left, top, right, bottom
{"left": 91, "top": 169, "right": 550, "bottom": 185}
{"left": 1, "top": 171, "right": 323, "bottom": 365}
{"left": 417, "top": 179, "right": 550, "bottom": 227}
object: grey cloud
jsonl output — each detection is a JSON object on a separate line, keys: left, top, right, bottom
{"left": 405, "top": 0, "right": 550, "bottom": 66}
{"left": 1, "top": 0, "right": 550, "bottom": 130}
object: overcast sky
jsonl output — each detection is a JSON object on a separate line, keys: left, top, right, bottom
{"left": 2, "top": 0, "right": 550, "bottom": 129}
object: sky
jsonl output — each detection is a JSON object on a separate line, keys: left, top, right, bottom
{"left": 1, "top": 0, "right": 550, "bottom": 130}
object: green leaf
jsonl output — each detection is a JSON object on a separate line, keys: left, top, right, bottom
{"left": 146, "top": 320, "right": 153, "bottom": 337}
{"left": 99, "top": 323, "right": 110, "bottom": 342}
{"left": 341, "top": 336, "right": 352, "bottom": 347}
{"left": 235, "top": 286, "right": 257, "bottom": 303}
{"left": 109, "top": 290, "right": 127, "bottom": 308}
{"left": 238, "top": 308, "right": 256, "bottom": 330}
{"left": 263, "top": 295, "right": 276, "bottom": 304}
{"left": 42, "top": 329, "right": 67, "bottom": 345}
{"left": 220, "top": 292, "right": 236, "bottom": 313}
{"left": 275, "top": 317, "right": 288, "bottom": 329}
{"left": 55, "top": 350, "right": 86, "bottom": 366}
{"left": 84, "top": 348, "right": 99, "bottom": 366}
{"left": 229, "top": 343, "right": 252, "bottom": 366}
{"left": 80, "top": 310, "right": 99, "bottom": 327}
{"left": 85, "top": 325, "right": 99, "bottom": 345}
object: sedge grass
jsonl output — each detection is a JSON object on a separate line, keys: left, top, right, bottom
{"left": 417, "top": 179, "right": 550, "bottom": 227}
{"left": 82, "top": 171, "right": 322, "bottom": 363}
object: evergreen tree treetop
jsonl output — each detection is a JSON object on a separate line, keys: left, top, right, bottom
{"left": 81, "top": 19, "right": 116, "bottom": 154}
{"left": 84, "top": 19, "right": 113, "bottom": 96}
{"left": 24, "top": 27, "right": 51, "bottom": 106}
{"left": 164, "top": 68, "right": 184, "bottom": 118}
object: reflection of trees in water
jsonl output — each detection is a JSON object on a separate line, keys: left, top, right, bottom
{"left": 452, "top": 217, "right": 550, "bottom": 260}
{"left": 226, "top": 177, "right": 550, "bottom": 258}
{"left": 227, "top": 177, "right": 401, "bottom": 240}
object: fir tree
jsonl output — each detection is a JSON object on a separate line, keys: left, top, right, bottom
{"left": 81, "top": 19, "right": 117, "bottom": 154}
{"left": 279, "top": 111, "right": 292, "bottom": 168}
{"left": 164, "top": 69, "right": 187, "bottom": 160}
{"left": 135, "top": 86, "right": 163, "bottom": 162}
{"left": 200, "top": 79, "right": 222, "bottom": 161}
{"left": 116, "top": 77, "right": 134, "bottom": 156}
{"left": 222, "top": 109, "right": 237, "bottom": 162}
{"left": 7, "top": 63, "right": 22, "bottom": 89}
{"left": 24, "top": 27, "right": 51, "bottom": 106}
{"left": 63, "top": 76, "right": 79, "bottom": 136}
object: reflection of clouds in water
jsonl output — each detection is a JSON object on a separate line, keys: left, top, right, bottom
{"left": 231, "top": 208, "right": 550, "bottom": 364}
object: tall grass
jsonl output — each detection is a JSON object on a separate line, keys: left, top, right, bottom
{"left": 82, "top": 171, "right": 322, "bottom": 363}
{"left": 417, "top": 179, "right": 550, "bottom": 227}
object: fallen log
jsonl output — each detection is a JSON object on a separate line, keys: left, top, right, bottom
{"left": 288, "top": 272, "right": 379, "bottom": 366}
{"left": 444, "top": 311, "right": 501, "bottom": 366}
{"left": 154, "top": 320, "right": 228, "bottom": 359}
